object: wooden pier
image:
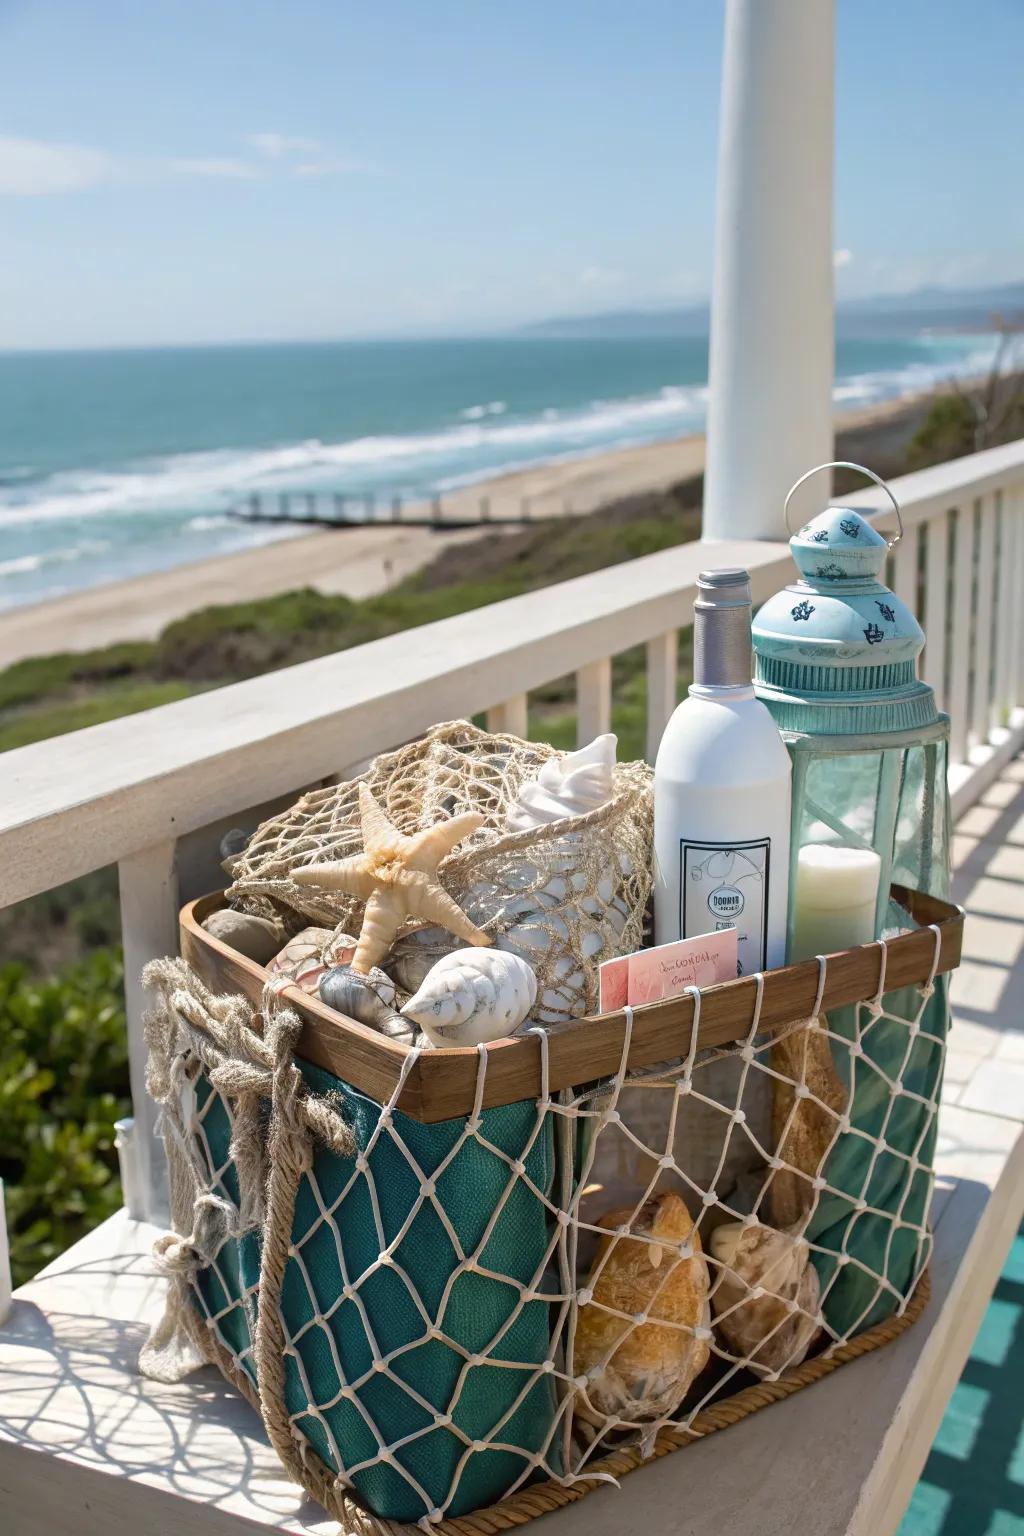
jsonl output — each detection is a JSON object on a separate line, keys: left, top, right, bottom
{"left": 228, "top": 488, "right": 563, "bottom": 530}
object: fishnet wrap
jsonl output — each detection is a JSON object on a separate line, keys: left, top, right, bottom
{"left": 225, "top": 721, "right": 653, "bottom": 1026}
{"left": 140, "top": 922, "right": 943, "bottom": 1532}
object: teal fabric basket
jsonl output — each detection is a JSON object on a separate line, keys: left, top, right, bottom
{"left": 188, "top": 1059, "right": 561, "bottom": 1524}
{"left": 804, "top": 973, "right": 946, "bottom": 1337}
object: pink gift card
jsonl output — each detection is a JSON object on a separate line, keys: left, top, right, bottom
{"left": 600, "top": 927, "right": 737, "bottom": 1011}
{"left": 598, "top": 954, "right": 629, "bottom": 1012}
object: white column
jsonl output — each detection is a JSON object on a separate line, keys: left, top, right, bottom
{"left": 703, "top": 0, "right": 836, "bottom": 542}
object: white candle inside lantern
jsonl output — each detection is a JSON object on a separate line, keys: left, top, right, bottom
{"left": 790, "top": 844, "right": 882, "bottom": 962}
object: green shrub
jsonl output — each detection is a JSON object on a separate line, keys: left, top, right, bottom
{"left": 907, "top": 395, "right": 977, "bottom": 469}
{"left": 0, "top": 948, "right": 129, "bottom": 1284}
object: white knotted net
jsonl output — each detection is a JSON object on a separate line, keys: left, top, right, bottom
{"left": 143, "top": 922, "right": 945, "bottom": 1532}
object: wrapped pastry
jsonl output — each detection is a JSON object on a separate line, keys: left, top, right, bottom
{"left": 573, "top": 1191, "right": 710, "bottom": 1423}
{"left": 710, "top": 1220, "right": 821, "bottom": 1378}
{"left": 768, "top": 1017, "right": 848, "bottom": 1228}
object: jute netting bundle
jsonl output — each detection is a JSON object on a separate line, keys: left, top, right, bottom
{"left": 141, "top": 924, "right": 944, "bottom": 1532}
{"left": 227, "top": 720, "right": 653, "bottom": 1026}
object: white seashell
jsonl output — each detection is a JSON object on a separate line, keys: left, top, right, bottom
{"left": 507, "top": 734, "right": 617, "bottom": 832}
{"left": 401, "top": 948, "right": 538, "bottom": 1047}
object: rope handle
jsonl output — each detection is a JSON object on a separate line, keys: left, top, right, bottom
{"left": 784, "top": 461, "right": 904, "bottom": 549}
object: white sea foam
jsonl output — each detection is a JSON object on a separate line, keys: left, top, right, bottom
{"left": 0, "top": 538, "right": 111, "bottom": 580}
{"left": 0, "top": 336, "right": 997, "bottom": 541}
{"left": 0, "top": 387, "right": 708, "bottom": 529}
{"left": 186, "top": 514, "right": 232, "bottom": 531}
{"left": 460, "top": 400, "right": 507, "bottom": 420}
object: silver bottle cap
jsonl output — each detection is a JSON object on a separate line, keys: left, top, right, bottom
{"left": 693, "top": 567, "right": 753, "bottom": 687}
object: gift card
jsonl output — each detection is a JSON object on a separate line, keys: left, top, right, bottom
{"left": 599, "top": 927, "right": 737, "bottom": 1012}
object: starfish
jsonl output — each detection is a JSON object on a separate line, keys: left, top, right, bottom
{"left": 291, "top": 783, "right": 491, "bottom": 975}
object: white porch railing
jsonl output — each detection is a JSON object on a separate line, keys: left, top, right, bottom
{"left": 1, "top": 440, "right": 1023, "bottom": 1239}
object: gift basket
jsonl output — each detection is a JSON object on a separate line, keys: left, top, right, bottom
{"left": 139, "top": 469, "right": 962, "bottom": 1534}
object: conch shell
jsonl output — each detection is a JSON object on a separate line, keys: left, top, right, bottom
{"left": 507, "top": 733, "right": 616, "bottom": 831}
{"left": 401, "top": 947, "right": 537, "bottom": 1047}
{"left": 768, "top": 1017, "right": 848, "bottom": 1228}
{"left": 573, "top": 1191, "right": 710, "bottom": 1424}
{"left": 709, "top": 1220, "right": 821, "bottom": 1378}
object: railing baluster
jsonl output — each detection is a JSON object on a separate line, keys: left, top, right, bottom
{"left": 118, "top": 840, "right": 179, "bottom": 1225}
{"left": 0, "top": 1179, "right": 11, "bottom": 1323}
{"left": 646, "top": 630, "right": 678, "bottom": 763}
{"left": 486, "top": 695, "right": 529, "bottom": 738}
{"left": 993, "top": 492, "right": 1015, "bottom": 731}
{"left": 971, "top": 495, "right": 997, "bottom": 748}
{"left": 114, "top": 1118, "right": 144, "bottom": 1222}
{"left": 1011, "top": 486, "right": 1024, "bottom": 712}
{"left": 893, "top": 522, "right": 919, "bottom": 616}
{"left": 575, "top": 658, "right": 612, "bottom": 745}
{"left": 923, "top": 509, "right": 949, "bottom": 707}
{"left": 948, "top": 503, "right": 977, "bottom": 766}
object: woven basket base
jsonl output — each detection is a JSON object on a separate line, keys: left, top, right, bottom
{"left": 183, "top": 1267, "right": 928, "bottom": 1535}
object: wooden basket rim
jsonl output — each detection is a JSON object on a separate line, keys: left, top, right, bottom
{"left": 179, "top": 885, "right": 962, "bottom": 1124}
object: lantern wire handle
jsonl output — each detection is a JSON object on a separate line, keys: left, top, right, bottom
{"left": 784, "top": 461, "right": 904, "bottom": 549}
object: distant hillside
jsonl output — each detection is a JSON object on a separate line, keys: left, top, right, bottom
{"left": 523, "top": 281, "right": 1024, "bottom": 340}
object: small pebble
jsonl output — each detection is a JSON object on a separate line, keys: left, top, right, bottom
{"left": 203, "top": 909, "right": 288, "bottom": 965}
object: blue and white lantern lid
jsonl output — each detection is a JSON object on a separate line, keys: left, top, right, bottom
{"left": 752, "top": 463, "right": 941, "bottom": 737}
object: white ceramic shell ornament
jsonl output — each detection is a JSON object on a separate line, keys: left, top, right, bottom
{"left": 502, "top": 733, "right": 628, "bottom": 1022}
{"left": 507, "top": 733, "right": 617, "bottom": 831}
{"left": 400, "top": 947, "right": 538, "bottom": 1047}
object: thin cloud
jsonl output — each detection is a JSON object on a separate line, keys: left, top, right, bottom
{"left": 249, "top": 131, "right": 366, "bottom": 176}
{"left": 0, "top": 136, "right": 111, "bottom": 195}
{"left": 833, "top": 248, "right": 854, "bottom": 269}
{"left": 247, "top": 132, "right": 323, "bottom": 160}
{"left": 0, "top": 133, "right": 363, "bottom": 194}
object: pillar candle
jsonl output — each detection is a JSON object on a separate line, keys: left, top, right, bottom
{"left": 790, "top": 844, "right": 882, "bottom": 962}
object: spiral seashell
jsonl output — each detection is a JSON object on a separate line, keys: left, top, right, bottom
{"left": 507, "top": 734, "right": 617, "bottom": 832}
{"left": 400, "top": 947, "right": 538, "bottom": 1047}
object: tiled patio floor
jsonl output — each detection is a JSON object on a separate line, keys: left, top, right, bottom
{"left": 900, "top": 1222, "right": 1024, "bottom": 1535}
{"left": 900, "top": 757, "right": 1024, "bottom": 1536}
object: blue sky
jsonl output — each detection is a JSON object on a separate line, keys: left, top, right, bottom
{"left": 0, "top": 0, "right": 1021, "bottom": 349}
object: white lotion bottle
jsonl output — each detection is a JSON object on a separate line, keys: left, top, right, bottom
{"left": 654, "top": 568, "right": 791, "bottom": 974}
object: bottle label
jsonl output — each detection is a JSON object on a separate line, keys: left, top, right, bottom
{"left": 679, "top": 837, "right": 771, "bottom": 976}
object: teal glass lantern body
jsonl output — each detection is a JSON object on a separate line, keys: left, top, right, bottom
{"left": 752, "top": 495, "right": 951, "bottom": 1337}
{"left": 752, "top": 501, "right": 951, "bottom": 931}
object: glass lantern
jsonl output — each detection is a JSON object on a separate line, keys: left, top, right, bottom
{"left": 751, "top": 462, "right": 951, "bottom": 1335}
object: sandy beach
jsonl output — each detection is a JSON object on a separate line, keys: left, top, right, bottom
{"left": 0, "top": 434, "right": 707, "bottom": 668}
{"left": 0, "top": 389, "right": 933, "bottom": 671}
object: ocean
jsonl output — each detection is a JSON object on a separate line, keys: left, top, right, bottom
{"left": 0, "top": 330, "right": 995, "bottom": 611}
